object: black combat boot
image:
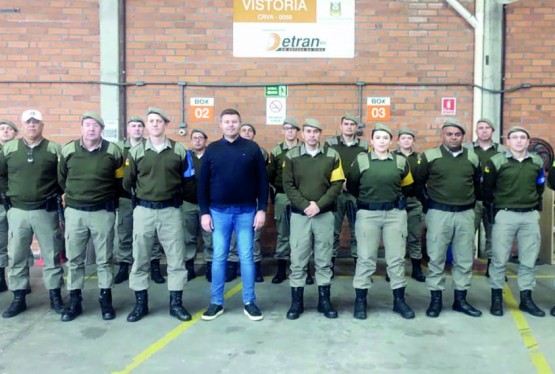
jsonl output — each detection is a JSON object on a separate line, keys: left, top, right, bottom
{"left": 490, "top": 288, "right": 503, "bottom": 316}
{"left": 426, "top": 290, "right": 442, "bottom": 318}
{"left": 2, "top": 290, "right": 27, "bottom": 318}
{"left": 114, "top": 262, "right": 130, "bottom": 284}
{"left": 185, "top": 259, "right": 196, "bottom": 281}
{"left": 205, "top": 261, "right": 212, "bottom": 282}
{"left": 254, "top": 261, "right": 264, "bottom": 283}
{"left": 393, "top": 287, "right": 415, "bottom": 319}
{"left": 61, "top": 290, "right": 83, "bottom": 322}
{"left": 317, "top": 285, "right": 338, "bottom": 319}
{"left": 353, "top": 288, "right": 367, "bottom": 320}
{"left": 452, "top": 290, "right": 482, "bottom": 317}
{"left": 99, "top": 289, "right": 116, "bottom": 320}
{"left": 150, "top": 259, "right": 166, "bottom": 284}
{"left": 169, "top": 291, "right": 192, "bottom": 321}
{"left": 519, "top": 290, "right": 545, "bottom": 317}
{"left": 0, "top": 267, "right": 7, "bottom": 293}
{"left": 551, "top": 305, "right": 555, "bottom": 317}
{"left": 272, "top": 259, "right": 287, "bottom": 284}
{"left": 286, "top": 287, "right": 304, "bottom": 320}
{"left": 225, "top": 261, "right": 238, "bottom": 283}
{"left": 305, "top": 271, "right": 314, "bottom": 285}
{"left": 410, "top": 258, "right": 426, "bottom": 282}
{"left": 49, "top": 288, "right": 65, "bottom": 314}
{"left": 127, "top": 290, "right": 149, "bottom": 322}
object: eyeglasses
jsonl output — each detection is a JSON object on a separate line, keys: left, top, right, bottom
{"left": 283, "top": 126, "right": 296, "bottom": 131}
{"left": 27, "top": 148, "right": 33, "bottom": 163}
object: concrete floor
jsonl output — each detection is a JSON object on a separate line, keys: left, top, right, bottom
{"left": 0, "top": 259, "right": 554, "bottom": 374}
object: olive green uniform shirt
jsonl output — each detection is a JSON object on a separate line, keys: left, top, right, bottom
{"left": 0, "top": 138, "right": 62, "bottom": 210}
{"left": 347, "top": 152, "right": 413, "bottom": 203}
{"left": 282, "top": 143, "right": 345, "bottom": 213}
{"left": 123, "top": 138, "right": 192, "bottom": 202}
{"left": 58, "top": 139, "right": 124, "bottom": 207}
{"left": 482, "top": 150, "right": 544, "bottom": 210}
{"left": 416, "top": 145, "right": 481, "bottom": 206}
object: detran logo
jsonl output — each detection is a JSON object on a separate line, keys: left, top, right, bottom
{"left": 266, "top": 32, "right": 326, "bottom": 52}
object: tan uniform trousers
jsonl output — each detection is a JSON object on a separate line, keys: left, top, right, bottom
{"left": 7, "top": 208, "right": 64, "bottom": 291}
{"left": 333, "top": 192, "right": 357, "bottom": 257}
{"left": 273, "top": 192, "right": 291, "bottom": 260}
{"left": 181, "top": 200, "right": 213, "bottom": 262}
{"left": 425, "top": 208, "right": 475, "bottom": 291}
{"left": 489, "top": 210, "right": 540, "bottom": 290}
{"left": 406, "top": 197, "right": 423, "bottom": 260}
{"left": 115, "top": 197, "right": 163, "bottom": 264}
{"left": 65, "top": 207, "right": 116, "bottom": 290}
{"left": 353, "top": 209, "right": 408, "bottom": 290}
{"left": 129, "top": 205, "right": 187, "bottom": 291}
{"left": 474, "top": 201, "right": 493, "bottom": 259}
{"left": 289, "top": 211, "right": 334, "bottom": 287}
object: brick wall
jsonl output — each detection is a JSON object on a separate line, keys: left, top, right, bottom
{"left": 504, "top": 2, "right": 555, "bottom": 146}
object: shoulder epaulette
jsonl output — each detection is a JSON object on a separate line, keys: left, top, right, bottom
{"left": 356, "top": 152, "right": 370, "bottom": 173}
{"left": 128, "top": 140, "right": 146, "bottom": 160}
{"left": 489, "top": 152, "right": 508, "bottom": 170}
{"left": 358, "top": 139, "right": 369, "bottom": 149}
{"left": 61, "top": 140, "right": 77, "bottom": 158}
{"left": 286, "top": 145, "right": 301, "bottom": 159}
{"left": 530, "top": 152, "right": 544, "bottom": 168}
{"left": 171, "top": 139, "right": 187, "bottom": 158}
{"left": 106, "top": 141, "right": 122, "bottom": 157}
{"left": 394, "top": 153, "right": 407, "bottom": 171}
{"left": 46, "top": 140, "right": 62, "bottom": 156}
{"left": 325, "top": 136, "right": 339, "bottom": 146}
{"left": 465, "top": 148, "right": 480, "bottom": 168}
{"left": 424, "top": 147, "right": 442, "bottom": 163}
{"left": 2, "top": 139, "right": 19, "bottom": 156}
{"left": 325, "top": 146, "right": 339, "bottom": 159}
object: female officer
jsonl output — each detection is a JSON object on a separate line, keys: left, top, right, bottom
{"left": 347, "top": 123, "right": 415, "bottom": 320}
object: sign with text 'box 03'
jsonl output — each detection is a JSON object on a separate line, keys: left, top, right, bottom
{"left": 367, "top": 97, "right": 391, "bottom": 121}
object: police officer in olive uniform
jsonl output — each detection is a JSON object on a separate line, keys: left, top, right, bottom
{"left": 58, "top": 112, "right": 124, "bottom": 321}
{"left": 283, "top": 118, "right": 344, "bottom": 320}
{"left": 226, "top": 123, "right": 268, "bottom": 283}
{"left": 123, "top": 107, "right": 194, "bottom": 322}
{"left": 483, "top": 126, "right": 546, "bottom": 317}
{"left": 0, "top": 119, "right": 18, "bottom": 293}
{"left": 268, "top": 117, "right": 315, "bottom": 285}
{"left": 348, "top": 124, "right": 415, "bottom": 320}
{"left": 416, "top": 120, "right": 482, "bottom": 318}
{"left": 0, "top": 109, "right": 65, "bottom": 318}
{"left": 182, "top": 128, "right": 213, "bottom": 281}
{"left": 114, "top": 116, "right": 165, "bottom": 285}
{"left": 326, "top": 113, "right": 369, "bottom": 273}
{"left": 394, "top": 127, "right": 426, "bottom": 282}
{"left": 463, "top": 118, "right": 505, "bottom": 275}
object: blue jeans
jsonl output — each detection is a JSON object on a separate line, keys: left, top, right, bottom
{"left": 210, "top": 206, "right": 256, "bottom": 305}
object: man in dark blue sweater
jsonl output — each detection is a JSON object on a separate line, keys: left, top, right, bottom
{"left": 198, "top": 108, "right": 269, "bottom": 321}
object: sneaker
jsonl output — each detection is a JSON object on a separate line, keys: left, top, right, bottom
{"left": 201, "top": 304, "right": 224, "bottom": 321}
{"left": 244, "top": 302, "right": 263, "bottom": 321}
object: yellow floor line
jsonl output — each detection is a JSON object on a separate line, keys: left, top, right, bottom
{"left": 112, "top": 283, "right": 243, "bottom": 374}
{"left": 504, "top": 284, "right": 554, "bottom": 374}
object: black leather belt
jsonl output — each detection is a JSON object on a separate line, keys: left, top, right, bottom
{"left": 357, "top": 201, "right": 396, "bottom": 211}
{"left": 502, "top": 207, "right": 536, "bottom": 213}
{"left": 68, "top": 200, "right": 116, "bottom": 212}
{"left": 429, "top": 200, "right": 474, "bottom": 212}
{"left": 137, "top": 198, "right": 180, "bottom": 210}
